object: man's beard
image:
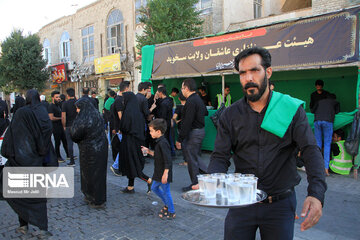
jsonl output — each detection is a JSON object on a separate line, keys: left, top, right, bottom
{"left": 242, "top": 75, "right": 268, "bottom": 102}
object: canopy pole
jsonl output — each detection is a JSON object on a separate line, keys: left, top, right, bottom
{"left": 357, "top": 66, "right": 360, "bottom": 108}
{"left": 221, "top": 74, "right": 225, "bottom": 101}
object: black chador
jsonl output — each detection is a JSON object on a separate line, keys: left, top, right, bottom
{"left": 71, "top": 98, "right": 108, "bottom": 206}
{"left": 0, "top": 89, "right": 57, "bottom": 231}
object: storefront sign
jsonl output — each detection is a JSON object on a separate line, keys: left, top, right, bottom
{"left": 50, "top": 63, "right": 68, "bottom": 83}
{"left": 94, "top": 54, "right": 121, "bottom": 74}
{"left": 151, "top": 8, "right": 359, "bottom": 79}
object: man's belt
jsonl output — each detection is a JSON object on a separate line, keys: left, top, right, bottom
{"left": 261, "top": 188, "right": 294, "bottom": 204}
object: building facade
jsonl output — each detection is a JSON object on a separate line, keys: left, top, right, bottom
{"left": 37, "top": 0, "right": 145, "bottom": 102}
{"left": 199, "top": 0, "right": 360, "bottom": 34}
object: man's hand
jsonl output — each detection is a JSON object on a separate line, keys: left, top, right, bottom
{"left": 300, "top": 196, "right": 322, "bottom": 231}
{"left": 175, "top": 141, "right": 181, "bottom": 150}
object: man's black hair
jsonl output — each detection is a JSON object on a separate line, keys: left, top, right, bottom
{"left": 82, "top": 87, "right": 90, "bottom": 95}
{"left": 234, "top": 47, "right": 272, "bottom": 71}
{"left": 334, "top": 129, "right": 345, "bottom": 140}
{"left": 60, "top": 94, "right": 66, "bottom": 101}
{"left": 157, "top": 86, "right": 167, "bottom": 96}
{"left": 315, "top": 79, "right": 324, "bottom": 86}
{"left": 182, "top": 78, "right": 197, "bottom": 91}
{"left": 225, "top": 85, "right": 230, "bottom": 89}
{"left": 171, "top": 88, "right": 179, "bottom": 94}
{"left": 109, "top": 90, "right": 116, "bottom": 97}
{"left": 138, "top": 82, "right": 148, "bottom": 92}
{"left": 198, "top": 86, "right": 206, "bottom": 92}
{"left": 91, "top": 91, "right": 96, "bottom": 95}
{"left": 51, "top": 90, "right": 60, "bottom": 98}
{"left": 144, "top": 82, "right": 152, "bottom": 88}
{"left": 119, "top": 81, "right": 130, "bottom": 92}
{"left": 149, "top": 118, "right": 167, "bottom": 134}
{"left": 66, "top": 88, "right": 75, "bottom": 97}
{"left": 178, "top": 91, "right": 186, "bottom": 101}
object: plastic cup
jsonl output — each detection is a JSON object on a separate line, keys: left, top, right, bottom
{"left": 226, "top": 178, "right": 241, "bottom": 203}
{"left": 241, "top": 176, "right": 258, "bottom": 203}
{"left": 141, "top": 148, "right": 148, "bottom": 156}
{"left": 211, "top": 173, "right": 226, "bottom": 194}
{"left": 203, "top": 176, "right": 217, "bottom": 199}
{"left": 197, "top": 174, "right": 209, "bottom": 194}
{"left": 238, "top": 180, "right": 253, "bottom": 204}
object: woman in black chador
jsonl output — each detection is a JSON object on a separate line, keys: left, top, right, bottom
{"left": 0, "top": 89, "right": 56, "bottom": 238}
{"left": 120, "top": 92, "right": 152, "bottom": 193}
{"left": 71, "top": 97, "right": 108, "bottom": 208}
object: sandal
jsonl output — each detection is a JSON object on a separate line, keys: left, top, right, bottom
{"left": 158, "top": 206, "right": 168, "bottom": 219}
{"left": 159, "top": 205, "right": 168, "bottom": 213}
{"left": 166, "top": 212, "right": 176, "bottom": 220}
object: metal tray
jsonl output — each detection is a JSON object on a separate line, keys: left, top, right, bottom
{"left": 182, "top": 189, "right": 267, "bottom": 208}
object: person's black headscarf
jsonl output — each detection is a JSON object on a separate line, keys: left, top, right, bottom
{"left": 75, "top": 97, "right": 97, "bottom": 116}
{"left": 71, "top": 97, "right": 101, "bottom": 142}
{"left": 11, "top": 95, "right": 26, "bottom": 115}
{"left": 120, "top": 92, "right": 145, "bottom": 141}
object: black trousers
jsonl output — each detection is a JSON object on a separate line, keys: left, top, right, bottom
{"left": 224, "top": 191, "right": 297, "bottom": 240}
{"left": 182, "top": 128, "right": 207, "bottom": 185}
{"left": 53, "top": 126, "right": 68, "bottom": 159}
{"left": 128, "top": 172, "right": 150, "bottom": 187}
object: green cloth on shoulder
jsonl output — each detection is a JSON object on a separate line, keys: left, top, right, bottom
{"left": 261, "top": 91, "right": 305, "bottom": 138}
{"left": 104, "top": 97, "right": 115, "bottom": 111}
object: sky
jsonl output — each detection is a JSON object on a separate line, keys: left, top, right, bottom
{"left": 0, "top": 0, "right": 97, "bottom": 42}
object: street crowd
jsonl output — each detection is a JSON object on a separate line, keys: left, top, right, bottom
{"left": 0, "top": 47, "right": 359, "bottom": 240}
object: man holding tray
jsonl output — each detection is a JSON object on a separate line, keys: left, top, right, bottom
{"left": 207, "top": 47, "right": 327, "bottom": 240}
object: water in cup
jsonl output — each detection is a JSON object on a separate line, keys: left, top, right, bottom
{"left": 226, "top": 180, "right": 241, "bottom": 203}
{"left": 239, "top": 182, "right": 253, "bottom": 204}
{"left": 142, "top": 148, "right": 148, "bottom": 156}
{"left": 203, "top": 177, "right": 217, "bottom": 199}
{"left": 211, "top": 173, "right": 226, "bottom": 195}
{"left": 197, "top": 175, "right": 207, "bottom": 194}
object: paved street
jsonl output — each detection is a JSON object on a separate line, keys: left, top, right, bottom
{"left": 0, "top": 145, "right": 359, "bottom": 240}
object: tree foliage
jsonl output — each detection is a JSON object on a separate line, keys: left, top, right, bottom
{"left": 0, "top": 30, "right": 49, "bottom": 93}
{"left": 136, "top": 0, "right": 203, "bottom": 52}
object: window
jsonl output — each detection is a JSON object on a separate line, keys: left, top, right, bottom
{"left": 42, "top": 39, "right": 51, "bottom": 65}
{"left": 107, "top": 9, "right": 125, "bottom": 54}
{"left": 82, "top": 26, "right": 94, "bottom": 63}
{"left": 254, "top": 0, "right": 262, "bottom": 19}
{"left": 59, "top": 31, "right": 71, "bottom": 62}
{"left": 195, "top": 0, "right": 212, "bottom": 11}
{"left": 135, "top": 0, "right": 147, "bottom": 24}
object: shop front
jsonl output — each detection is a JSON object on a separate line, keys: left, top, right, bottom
{"left": 94, "top": 53, "right": 129, "bottom": 110}
{"left": 142, "top": 6, "right": 360, "bottom": 151}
